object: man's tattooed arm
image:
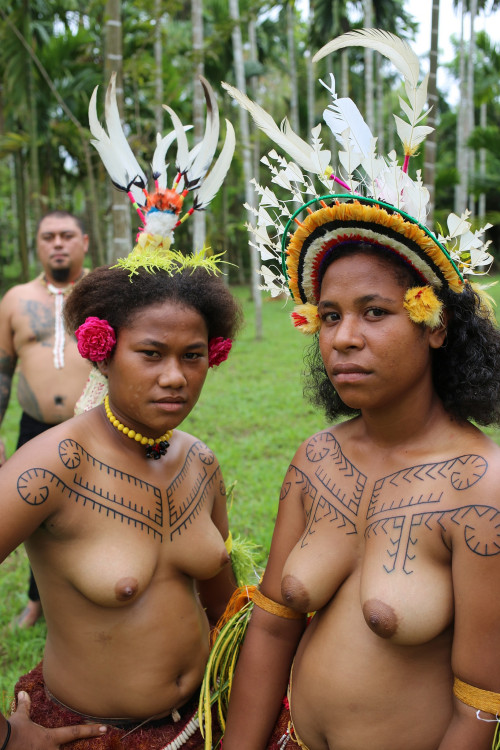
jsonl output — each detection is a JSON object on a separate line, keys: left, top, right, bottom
{"left": 0, "top": 350, "right": 16, "bottom": 424}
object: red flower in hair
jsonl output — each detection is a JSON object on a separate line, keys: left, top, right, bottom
{"left": 208, "top": 337, "right": 232, "bottom": 368}
{"left": 75, "top": 317, "right": 116, "bottom": 362}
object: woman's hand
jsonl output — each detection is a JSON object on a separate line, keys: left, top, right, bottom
{"left": 7, "top": 691, "right": 107, "bottom": 748}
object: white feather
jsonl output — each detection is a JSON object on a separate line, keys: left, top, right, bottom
{"left": 323, "top": 99, "right": 373, "bottom": 158}
{"left": 151, "top": 126, "right": 192, "bottom": 189}
{"left": 313, "top": 29, "right": 420, "bottom": 89}
{"left": 222, "top": 82, "right": 324, "bottom": 174}
{"left": 89, "top": 73, "right": 148, "bottom": 199}
{"left": 194, "top": 120, "right": 236, "bottom": 210}
{"left": 313, "top": 29, "right": 432, "bottom": 156}
{"left": 163, "top": 104, "right": 190, "bottom": 177}
{"left": 184, "top": 77, "right": 220, "bottom": 190}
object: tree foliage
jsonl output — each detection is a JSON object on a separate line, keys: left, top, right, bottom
{"left": 0, "top": 0, "right": 499, "bottom": 289}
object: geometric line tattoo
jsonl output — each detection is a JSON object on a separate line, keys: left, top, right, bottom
{"left": 287, "top": 435, "right": 494, "bottom": 574}
{"left": 367, "top": 454, "right": 488, "bottom": 519}
{"left": 291, "top": 433, "right": 367, "bottom": 546}
{"left": 17, "top": 465, "right": 163, "bottom": 540}
{"left": 16, "top": 439, "right": 221, "bottom": 543}
{"left": 166, "top": 440, "right": 219, "bottom": 541}
{"left": 365, "top": 503, "right": 500, "bottom": 574}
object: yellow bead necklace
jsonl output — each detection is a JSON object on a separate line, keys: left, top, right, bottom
{"left": 104, "top": 395, "right": 173, "bottom": 459}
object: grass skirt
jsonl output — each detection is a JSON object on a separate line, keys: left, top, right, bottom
{"left": 12, "top": 663, "right": 222, "bottom": 749}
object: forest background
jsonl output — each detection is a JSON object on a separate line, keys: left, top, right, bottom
{"left": 1, "top": 0, "right": 500, "bottom": 293}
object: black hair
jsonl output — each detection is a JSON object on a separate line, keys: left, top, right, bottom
{"left": 303, "top": 243, "right": 500, "bottom": 426}
{"left": 37, "top": 210, "right": 87, "bottom": 235}
{"left": 65, "top": 265, "right": 242, "bottom": 345}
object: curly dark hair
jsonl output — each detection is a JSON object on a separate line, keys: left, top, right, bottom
{"left": 65, "top": 265, "right": 242, "bottom": 345}
{"left": 303, "top": 244, "right": 500, "bottom": 426}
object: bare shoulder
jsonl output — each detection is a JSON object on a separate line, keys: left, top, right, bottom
{"left": 290, "top": 419, "right": 355, "bottom": 470}
{"left": 1, "top": 278, "right": 39, "bottom": 302}
{"left": 457, "top": 427, "right": 500, "bottom": 508}
{"left": 0, "top": 278, "right": 44, "bottom": 315}
{"left": 171, "top": 429, "right": 218, "bottom": 465}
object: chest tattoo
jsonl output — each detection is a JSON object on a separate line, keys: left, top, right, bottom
{"left": 16, "top": 438, "right": 220, "bottom": 541}
{"left": 23, "top": 300, "right": 55, "bottom": 345}
{"left": 166, "top": 440, "right": 221, "bottom": 541}
{"left": 290, "top": 433, "right": 498, "bottom": 570}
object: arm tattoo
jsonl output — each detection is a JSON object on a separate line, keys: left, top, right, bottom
{"left": 289, "top": 433, "right": 498, "bottom": 572}
{"left": 16, "top": 439, "right": 221, "bottom": 542}
{"left": 0, "top": 352, "right": 16, "bottom": 420}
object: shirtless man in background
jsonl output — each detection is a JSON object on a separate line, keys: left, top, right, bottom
{"left": 0, "top": 210, "right": 91, "bottom": 626}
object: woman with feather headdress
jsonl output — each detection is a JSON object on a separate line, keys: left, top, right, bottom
{"left": 219, "top": 30, "right": 500, "bottom": 750}
{"left": 0, "top": 77, "right": 242, "bottom": 750}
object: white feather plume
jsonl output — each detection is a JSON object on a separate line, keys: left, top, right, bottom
{"left": 162, "top": 104, "right": 190, "bottom": 178}
{"left": 320, "top": 74, "right": 374, "bottom": 159}
{"left": 313, "top": 29, "right": 432, "bottom": 157}
{"left": 89, "top": 72, "right": 148, "bottom": 205}
{"left": 313, "top": 28, "right": 420, "bottom": 88}
{"left": 222, "top": 81, "right": 327, "bottom": 175}
{"left": 183, "top": 77, "right": 220, "bottom": 190}
{"left": 151, "top": 126, "right": 192, "bottom": 189}
{"left": 194, "top": 119, "right": 236, "bottom": 210}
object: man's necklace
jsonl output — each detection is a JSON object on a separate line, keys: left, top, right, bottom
{"left": 39, "top": 273, "right": 83, "bottom": 369}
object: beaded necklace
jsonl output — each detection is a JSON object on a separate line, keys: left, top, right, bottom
{"left": 104, "top": 395, "right": 173, "bottom": 459}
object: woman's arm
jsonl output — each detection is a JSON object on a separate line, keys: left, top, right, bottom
{"left": 0, "top": 441, "right": 110, "bottom": 747}
{"left": 438, "top": 482, "right": 500, "bottom": 749}
{"left": 197, "top": 460, "right": 236, "bottom": 624}
{"left": 222, "top": 452, "right": 309, "bottom": 750}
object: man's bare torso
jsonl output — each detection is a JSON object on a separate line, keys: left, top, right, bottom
{"left": 3, "top": 277, "right": 90, "bottom": 424}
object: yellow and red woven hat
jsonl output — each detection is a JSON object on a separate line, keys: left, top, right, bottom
{"left": 223, "top": 29, "right": 493, "bottom": 331}
{"left": 284, "top": 195, "right": 465, "bottom": 306}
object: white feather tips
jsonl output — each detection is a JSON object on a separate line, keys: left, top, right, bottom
{"left": 89, "top": 72, "right": 148, "bottom": 202}
{"left": 222, "top": 81, "right": 327, "bottom": 175}
{"left": 313, "top": 28, "right": 421, "bottom": 89}
{"left": 194, "top": 119, "right": 236, "bottom": 210}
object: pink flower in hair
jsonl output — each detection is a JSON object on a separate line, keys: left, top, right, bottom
{"left": 208, "top": 337, "right": 232, "bottom": 368}
{"left": 75, "top": 317, "right": 116, "bottom": 362}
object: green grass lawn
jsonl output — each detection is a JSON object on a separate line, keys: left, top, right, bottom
{"left": 1, "top": 278, "right": 500, "bottom": 712}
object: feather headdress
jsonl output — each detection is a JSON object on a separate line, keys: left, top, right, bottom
{"left": 89, "top": 73, "right": 235, "bottom": 274}
{"left": 222, "top": 28, "right": 492, "bottom": 331}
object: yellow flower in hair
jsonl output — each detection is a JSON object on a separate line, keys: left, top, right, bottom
{"left": 290, "top": 303, "right": 320, "bottom": 334}
{"left": 403, "top": 286, "right": 443, "bottom": 329}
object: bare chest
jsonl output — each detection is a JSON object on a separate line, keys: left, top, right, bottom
{"left": 282, "top": 431, "right": 496, "bottom": 642}
{"left": 12, "top": 294, "right": 57, "bottom": 350}
{"left": 24, "top": 436, "right": 227, "bottom": 607}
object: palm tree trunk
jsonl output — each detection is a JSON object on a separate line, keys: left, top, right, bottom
{"left": 455, "top": 2, "right": 467, "bottom": 214}
{"left": 192, "top": 0, "right": 206, "bottom": 252}
{"left": 228, "top": 0, "right": 262, "bottom": 339}
{"left": 466, "top": 0, "right": 477, "bottom": 216}
{"left": 154, "top": 0, "right": 164, "bottom": 135}
{"left": 14, "top": 150, "right": 29, "bottom": 282}
{"left": 363, "top": 0, "right": 374, "bottom": 131}
{"left": 24, "top": 0, "right": 41, "bottom": 227}
{"left": 478, "top": 100, "right": 486, "bottom": 219}
{"left": 287, "top": 1, "right": 300, "bottom": 133}
{"left": 104, "top": 0, "right": 131, "bottom": 262}
{"left": 424, "top": 0, "right": 440, "bottom": 228}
